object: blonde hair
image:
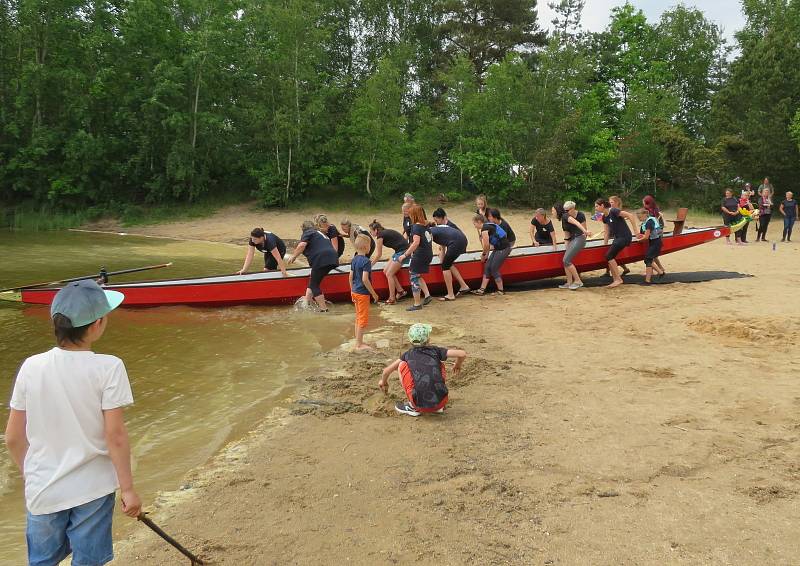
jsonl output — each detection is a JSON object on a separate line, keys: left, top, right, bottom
{"left": 301, "top": 220, "right": 315, "bottom": 231}
{"left": 636, "top": 208, "right": 649, "bottom": 217}
{"left": 563, "top": 201, "right": 576, "bottom": 211}
{"left": 609, "top": 195, "right": 622, "bottom": 208}
{"left": 354, "top": 234, "right": 371, "bottom": 253}
{"left": 535, "top": 208, "right": 547, "bottom": 218}
{"left": 340, "top": 218, "right": 352, "bottom": 228}
{"left": 313, "top": 213, "right": 329, "bottom": 227}
{"left": 401, "top": 203, "right": 412, "bottom": 212}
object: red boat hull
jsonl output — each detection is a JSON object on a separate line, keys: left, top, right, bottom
{"left": 20, "top": 227, "right": 729, "bottom": 307}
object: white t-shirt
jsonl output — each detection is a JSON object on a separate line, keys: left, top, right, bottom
{"left": 9, "top": 347, "right": 134, "bottom": 515}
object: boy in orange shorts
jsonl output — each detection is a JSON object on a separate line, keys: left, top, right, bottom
{"left": 349, "top": 234, "right": 380, "bottom": 350}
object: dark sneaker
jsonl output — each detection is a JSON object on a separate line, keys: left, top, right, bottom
{"left": 394, "top": 401, "right": 420, "bottom": 417}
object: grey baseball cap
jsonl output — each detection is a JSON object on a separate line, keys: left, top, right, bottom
{"left": 50, "top": 280, "right": 125, "bottom": 327}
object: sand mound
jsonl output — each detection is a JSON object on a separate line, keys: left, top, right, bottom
{"left": 687, "top": 317, "right": 800, "bottom": 344}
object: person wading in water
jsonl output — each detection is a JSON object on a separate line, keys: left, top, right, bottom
{"left": 287, "top": 220, "right": 340, "bottom": 311}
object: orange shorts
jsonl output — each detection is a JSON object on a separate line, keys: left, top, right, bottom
{"left": 352, "top": 292, "right": 370, "bottom": 328}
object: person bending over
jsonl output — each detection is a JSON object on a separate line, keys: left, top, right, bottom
{"left": 595, "top": 198, "right": 637, "bottom": 288}
{"left": 237, "top": 227, "right": 289, "bottom": 276}
{"left": 378, "top": 323, "right": 466, "bottom": 417}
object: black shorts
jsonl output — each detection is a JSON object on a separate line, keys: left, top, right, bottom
{"left": 605, "top": 236, "right": 632, "bottom": 261}
{"left": 644, "top": 238, "right": 662, "bottom": 267}
{"left": 441, "top": 244, "right": 466, "bottom": 270}
{"left": 308, "top": 263, "right": 337, "bottom": 297}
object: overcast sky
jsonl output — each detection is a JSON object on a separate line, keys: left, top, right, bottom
{"left": 538, "top": 1, "right": 747, "bottom": 40}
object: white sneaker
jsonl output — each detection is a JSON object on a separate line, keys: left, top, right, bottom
{"left": 558, "top": 283, "right": 570, "bottom": 289}
{"left": 569, "top": 283, "right": 584, "bottom": 290}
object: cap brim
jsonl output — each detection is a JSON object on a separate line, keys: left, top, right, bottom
{"left": 103, "top": 290, "right": 125, "bottom": 314}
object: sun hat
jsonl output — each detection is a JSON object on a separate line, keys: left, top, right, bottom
{"left": 408, "top": 323, "right": 432, "bottom": 345}
{"left": 50, "top": 280, "right": 125, "bottom": 327}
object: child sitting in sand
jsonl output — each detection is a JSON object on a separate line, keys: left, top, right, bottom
{"left": 349, "top": 234, "right": 380, "bottom": 350}
{"left": 378, "top": 324, "right": 467, "bottom": 417}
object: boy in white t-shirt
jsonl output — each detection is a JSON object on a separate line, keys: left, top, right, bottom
{"left": 4, "top": 280, "right": 141, "bottom": 566}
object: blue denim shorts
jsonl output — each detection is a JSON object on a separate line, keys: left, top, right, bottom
{"left": 391, "top": 251, "right": 411, "bottom": 266}
{"left": 27, "top": 492, "right": 115, "bottom": 566}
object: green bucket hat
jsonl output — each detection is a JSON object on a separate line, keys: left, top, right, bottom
{"left": 408, "top": 323, "right": 432, "bottom": 345}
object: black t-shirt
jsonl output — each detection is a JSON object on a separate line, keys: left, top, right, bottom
{"left": 603, "top": 208, "right": 632, "bottom": 240}
{"left": 721, "top": 197, "right": 739, "bottom": 214}
{"left": 300, "top": 229, "right": 339, "bottom": 268}
{"left": 430, "top": 225, "right": 467, "bottom": 250}
{"left": 498, "top": 219, "right": 516, "bottom": 243}
{"left": 562, "top": 211, "right": 586, "bottom": 238}
{"left": 782, "top": 199, "right": 798, "bottom": 216}
{"left": 353, "top": 227, "right": 376, "bottom": 257}
{"left": 249, "top": 232, "right": 286, "bottom": 255}
{"left": 445, "top": 220, "right": 461, "bottom": 232}
{"left": 400, "top": 346, "right": 449, "bottom": 409}
{"left": 325, "top": 225, "right": 345, "bottom": 256}
{"left": 377, "top": 228, "right": 409, "bottom": 253}
{"left": 481, "top": 222, "right": 509, "bottom": 250}
{"left": 409, "top": 223, "right": 433, "bottom": 273}
{"left": 530, "top": 218, "right": 555, "bottom": 244}
{"left": 403, "top": 216, "right": 412, "bottom": 241}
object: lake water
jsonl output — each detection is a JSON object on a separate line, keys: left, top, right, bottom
{"left": 0, "top": 230, "right": 351, "bottom": 563}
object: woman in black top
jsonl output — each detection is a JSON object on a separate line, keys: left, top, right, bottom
{"left": 486, "top": 208, "right": 516, "bottom": 248}
{"left": 369, "top": 220, "right": 409, "bottom": 304}
{"left": 720, "top": 189, "right": 741, "bottom": 245}
{"left": 397, "top": 205, "right": 433, "bottom": 311}
{"left": 340, "top": 219, "right": 376, "bottom": 257}
{"left": 471, "top": 213, "right": 511, "bottom": 295}
{"left": 430, "top": 224, "right": 470, "bottom": 300}
{"left": 237, "top": 227, "right": 289, "bottom": 276}
{"left": 529, "top": 209, "right": 556, "bottom": 248}
{"left": 315, "top": 214, "right": 345, "bottom": 258}
{"left": 555, "top": 201, "right": 590, "bottom": 290}
{"left": 287, "top": 220, "right": 340, "bottom": 311}
{"left": 402, "top": 203, "right": 413, "bottom": 242}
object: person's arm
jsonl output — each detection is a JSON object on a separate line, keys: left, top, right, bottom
{"left": 378, "top": 359, "right": 402, "bottom": 392}
{"left": 529, "top": 224, "right": 538, "bottom": 246}
{"left": 568, "top": 216, "right": 590, "bottom": 238}
{"left": 287, "top": 241, "right": 307, "bottom": 264}
{"left": 402, "top": 234, "right": 421, "bottom": 259}
{"left": 348, "top": 269, "right": 354, "bottom": 289}
{"left": 445, "top": 349, "right": 467, "bottom": 377}
{"left": 362, "top": 271, "right": 379, "bottom": 303}
{"left": 621, "top": 211, "right": 639, "bottom": 234}
{"left": 780, "top": 203, "right": 786, "bottom": 216}
{"left": 371, "top": 239, "right": 383, "bottom": 266}
{"left": 796, "top": 203, "right": 799, "bottom": 217}
{"left": 237, "top": 246, "right": 255, "bottom": 275}
{"left": 103, "top": 408, "right": 142, "bottom": 518}
{"left": 479, "top": 230, "right": 490, "bottom": 261}
{"left": 270, "top": 248, "right": 289, "bottom": 276}
{"left": 637, "top": 227, "right": 651, "bottom": 241}
{"left": 4, "top": 409, "right": 28, "bottom": 474}
{"left": 549, "top": 229, "right": 558, "bottom": 248}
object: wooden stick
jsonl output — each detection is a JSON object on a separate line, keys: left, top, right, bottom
{"left": 137, "top": 513, "right": 205, "bottom": 565}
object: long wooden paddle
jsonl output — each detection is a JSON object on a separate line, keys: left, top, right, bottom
{"left": 0, "top": 262, "right": 173, "bottom": 293}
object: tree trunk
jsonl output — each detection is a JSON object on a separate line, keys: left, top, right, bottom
{"left": 365, "top": 151, "right": 375, "bottom": 198}
{"left": 285, "top": 144, "right": 292, "bottom": 206}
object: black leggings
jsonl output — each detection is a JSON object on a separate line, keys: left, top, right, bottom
{"left": 757, "top": 214, "right": 771, "bottom": 240}
{"left": 308, "top": 263, "right": 337, "bottom": 297}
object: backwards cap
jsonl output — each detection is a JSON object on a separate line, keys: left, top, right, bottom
{"left": 50, "top": 280, "right": 125, "bottom": 327}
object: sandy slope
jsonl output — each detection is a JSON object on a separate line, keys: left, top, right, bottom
{"left": 109, "top": 202, "right": 800, "bottom": 565}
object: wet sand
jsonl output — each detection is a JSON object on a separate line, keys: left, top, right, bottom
{"left": 106, "top": 203, "right": 800, "bottom": 564}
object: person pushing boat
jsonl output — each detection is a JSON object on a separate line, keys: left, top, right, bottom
{"left": 471, "top": 213, "right": 511, "bottom": 296}
{"left": 287, "top": 220, "right": 340, "bottom": 311}
{"left": 340, "top": 219, "right": 376, "bottom": 257}
{"left": 529, "top": 208, "right": 557, "bottom": 248}
{"left": 556, "top": 201, "right": 590, "bottom": 290}
{"left": 315, "top": 214, "right": 345, "bottom": 258}
{"left": 400, "top": 205, "right": 434, "bottom": 311}
{"left": 486, "top": 208, "right": 516, "bottom": 247}
{"left": 369, "top": 220, "right": 409, "bottom": 304}
{"left": 237, "top": 228, "right": 289, "bottom": 276}
{"left": 432, "top": 208, "right": 461, "bottom": 231}
{"left": 595, "top": 198, "right": 637, "bottom": 288}
{"left": 430, "top": 224, "right": 470, "bottom": 301}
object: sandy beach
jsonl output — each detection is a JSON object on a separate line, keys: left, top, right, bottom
{"left": 105, "top": 201, "right": 800, "bottom": 565}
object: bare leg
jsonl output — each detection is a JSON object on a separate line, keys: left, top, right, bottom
{"left": 494, "top": 277, "right": 504, "bottom": 292}
{"left": 442, "top": 270, "right": 455, "bottom": 299}
{"left": 567, "top": 264, "right": 582, "bottom": 285}
{"left": 564, "top": 264, "right": 574, "bottom": 286}
{"left": 654, "top": 258, "right": 665, "bottom": 274}
{"left": 607, "top": 260, "right": 623, "bottom": 287}
{"left": 314, "top": 293, "right": 328, "bottom": 310}
{"left": 419, "top": 277, "right": 430, "bottom": 299}
{"left": 645, "top": 266, "right": 653, "bottom": 283}
{"left": 354, "top": 324, "right": 372, "bottom": 350}
{"left": 451, "top": 266, "right": 470, "bottom": 291}
{"left": 385, "top": 262, "right": 400, "bottom": 301}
